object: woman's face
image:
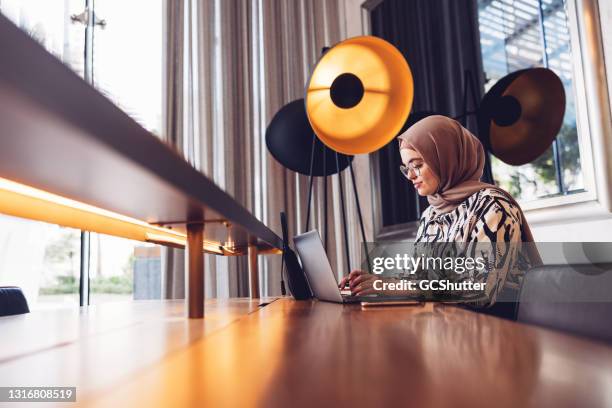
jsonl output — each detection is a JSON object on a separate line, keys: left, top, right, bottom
{"left": 400, "top": 148, "right": 440, "bottom": 196}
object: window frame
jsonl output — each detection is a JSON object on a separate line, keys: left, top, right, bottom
{"left": 523, "top": 0, "right": 612, "bottom": 220}
{"left": 515, "top": 0, "right": 597, "bottom": 212}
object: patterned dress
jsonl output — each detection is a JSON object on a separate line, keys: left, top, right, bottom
{"left": 413, "top": 187, "right": 532, "bottom": 305}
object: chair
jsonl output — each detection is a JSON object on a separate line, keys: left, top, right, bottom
{"left": 461, "top": 286, "right": 519, "bottom": 321}
{"left": 0, "top": 286, "right": 30, "bottom": 317}
{"left": 516, "top": 264, "right": 612, "bottom": 343}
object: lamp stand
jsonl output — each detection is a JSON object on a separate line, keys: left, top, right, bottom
{"left": 303, "top": 134, "right": 372, "bottom": 274}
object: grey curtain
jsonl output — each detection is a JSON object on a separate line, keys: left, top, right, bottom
{"left": 161, "top": 0, "right": 354, "bottom": 298}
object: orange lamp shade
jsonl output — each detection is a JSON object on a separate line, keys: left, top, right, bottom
{"left": 305, "top": 36, "right": 414, "bottom": 155}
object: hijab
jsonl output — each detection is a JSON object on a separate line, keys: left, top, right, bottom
{"left": 397, "top": 115, "right": 541, "bottom": 264}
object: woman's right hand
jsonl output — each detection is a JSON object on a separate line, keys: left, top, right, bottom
{"left": 338, "top": 269, "right": 379, "bottom": 295}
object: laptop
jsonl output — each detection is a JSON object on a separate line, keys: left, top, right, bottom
{"left": 294, "top": 230, "right": 416, "bottom": 304}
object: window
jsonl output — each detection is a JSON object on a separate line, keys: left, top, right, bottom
{"left": 0, "top": 0, "right": 85, "bottom": 77}
{"left": 89, "top": 234, "right": 161, "bottom": 305}
{"left": 0, "top": 0, "right": 163, "bottom": 308}
{"left": 478, "top": 0, "right": 584, "bottom": 202}
{"left": 0, "top": 1, "right": 85, "bottom": 310}
{"left": 91, "top": 0, "right": 163, "bottom": 135}
{"left": 0, "top": 215, "right": 81, "bottom": 310}
{"left": 0, "top": 0, "right": 162, "bottom": 133}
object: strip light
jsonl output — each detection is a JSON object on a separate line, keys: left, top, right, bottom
{"left": 0, "top": 177, "right": 224, "bottom": 254}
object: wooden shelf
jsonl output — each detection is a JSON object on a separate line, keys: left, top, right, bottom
{"left": 0, "top": 13, "right": 282, "bottom": 253}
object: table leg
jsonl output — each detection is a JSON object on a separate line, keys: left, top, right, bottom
{"left": 248, "top": 245, "right": 259, "bottom": 299}
{"left": 187, "top": 223, "right": 204, "bottom": 318}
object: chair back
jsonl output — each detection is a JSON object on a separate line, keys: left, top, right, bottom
{"left": 517, "top": 264, "right": 612, "bottom": 343}
{"left": 0, "top": 286, "right": 30, "bottom": 317}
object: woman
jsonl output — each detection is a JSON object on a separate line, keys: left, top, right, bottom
{"left": 339, "top": 115, "right": 541, "bottom": 307}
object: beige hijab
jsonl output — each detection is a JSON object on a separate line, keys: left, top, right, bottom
{"left": 397, "top": 115, "right": 540, "bottom": 262}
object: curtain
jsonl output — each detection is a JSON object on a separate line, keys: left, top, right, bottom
{"left": 161, "top": 0, "right": 359, "bottom": 298}
{"left": 371, "top": 0, "right": 484, "bottom": 128}
{"left": 370, "top": 0, "right": 485, "bottom": 229}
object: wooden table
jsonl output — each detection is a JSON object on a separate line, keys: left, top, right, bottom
{"left": 0, "top": 299, "right": 274, "bottom": 406}
{"left": 1, "top": 299, "right": 612, "bottom": 407}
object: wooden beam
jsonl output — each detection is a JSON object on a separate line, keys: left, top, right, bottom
{"left": 187, "top": 223, "right": 204, "bottom": 318}
{"left": 248, "top": 245, "right": 260, "bottom": 299}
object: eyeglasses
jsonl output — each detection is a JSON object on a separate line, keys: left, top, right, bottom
{"left": 399, "top": 163, "right": 422, "bottom": 178}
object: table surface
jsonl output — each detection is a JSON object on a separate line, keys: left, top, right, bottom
{"left": 0, "top": 298, "right": 273, "bottom": 406}
{"left": 1, "top": 299, "right": 612, "bottom": 408}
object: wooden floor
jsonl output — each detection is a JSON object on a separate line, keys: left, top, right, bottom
{"left": 1, "top": 299, "right": 612, "bottom": 407}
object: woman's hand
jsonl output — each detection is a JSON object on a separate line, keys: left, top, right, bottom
{"left": 338, "top": 269, "right": 379, "bottom": 296}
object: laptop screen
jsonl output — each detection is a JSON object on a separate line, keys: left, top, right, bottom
{"left": 293, "top": 230, "right": 344, "bottom": 302}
